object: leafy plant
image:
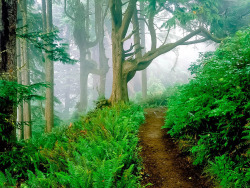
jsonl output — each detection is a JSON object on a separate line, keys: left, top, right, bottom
{"left": 0, "top": 104, "right": 145, "bottom": 187}
{"left": 164, "top": 28, "right": 250, "bottom": 187}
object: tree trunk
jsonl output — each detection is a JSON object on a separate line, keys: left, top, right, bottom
{"left": 109, "top": 33, "right": 128, "bottom": 103}
{"left": 78, "top": 47, "right": 89, "bottom": 112}
{"left": 0, "top": 0, "right": 17, "bottom": 151}
{"left": 141, "top": 70, "right": 147, "bottom": 99}
{"left": 63, "top": 79, "right": 70, "bottom": 119}
{"left": 140, "top": 2, "right": 147, "bottom": 100}
{"left": 99, "top": 35, "right": 108, "bottom": 97}
{"left": 44, "top": 0, "right": 54, "bottom": 132}
{"left": 97, "top": 1, "right": 109, "bottom": 98}
{"left": 17, "top": 38, "right": 24, "bottom": 140}
{"left": 20, "top": 0, "right": 32, "bottom": 139}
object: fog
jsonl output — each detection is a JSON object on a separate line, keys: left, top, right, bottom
{"left": 25, "top": 0, "right": 249, "bottom": 119}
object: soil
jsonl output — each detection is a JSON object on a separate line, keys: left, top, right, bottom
{"left": 139, "top": 107, "right": 213, "bottom": 188}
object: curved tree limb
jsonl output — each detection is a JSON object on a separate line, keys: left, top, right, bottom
{"left": 120, "top": 0, "right": 137, "bottom": 38}
{"left": 64, "top": 0, "right": 76, "bottom": 21}
{"left": 123, "top": 27, "right": 222, "bottom": 73}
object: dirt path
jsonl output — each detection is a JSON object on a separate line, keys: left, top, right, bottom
{"left": 139, "top": 108, "right": 212, "bottom": 188}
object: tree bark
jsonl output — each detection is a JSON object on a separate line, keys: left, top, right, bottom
{"left": 109, "top": 0, "right": 136, "bottom": 103}
{"left": 19, "top": 0, "right": 32, "bottom": 139}
{"left": 63, "top": 82, "right": 70, "bottom": 119}
{"left": 97, "top": 1, "right": 109, "bottom": 97}
{"left": 79, "top": 49, "right": 89, "bottom": 112}
{"left": 140, "top": 2, "right": 147, "bottom": 100}
{"left": 17, "top": 38, "right": 24, "bottom": 140}
{"left": 44, "top": 0, "right": 54, "bottom": 132}
{"left": 0, "top": 0, "right": 17, "bottom": 151}
{"left": 109, "top": 30, "right": 129, "bottom": 103}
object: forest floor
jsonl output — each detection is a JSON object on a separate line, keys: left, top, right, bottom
{"left": 139, "top": 107, "right": 213, "bottom": 188}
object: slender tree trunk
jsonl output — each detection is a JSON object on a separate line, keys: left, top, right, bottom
{"left": 20, "top": 0, "right": 32, "bottom": 139}
{"left": 0, "top": 0, "right": 17, "bottom": 151}
{"left": 44, "top": 0, "right": 54, "bottom": 132}
{"left": 140, "top": 2, "right": 147, "bottom": 100}
{"left": 79, "top": 48, "right": 89, "bottom": 112}
{"left": 17, "top": 39, "right": 24, "bottom": 140}
{"left": 99, "top": 35, "right": 108, "bottom": 97}
{"left": 63, "top": 86, "right": 70, "bottom": 119}
{"left": 97, "top": 1, "right": 109, "bottom": 98}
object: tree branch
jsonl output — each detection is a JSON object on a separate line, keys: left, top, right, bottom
{"left": 182, "top": 37, "right": 208, "bottom": 45}
{"left": 123, "top": 43, "right": 136, "bottom": 53}
{"left": 134, "top": 27, "right": 222, "bottom": 71}
{"left": 122, "top": 28, "right": 137, "bottom": 42}
{"left": 64, "top": 0, "right": 76, "bottom": 21}
{"left": 109, "top": 0, "right": 122, "bottom": 28}
{"left": 148, "top": 9, "right": 157, "bottom": 50}
{"left": 120, "top": 0, "right": 137, "bottom": 38}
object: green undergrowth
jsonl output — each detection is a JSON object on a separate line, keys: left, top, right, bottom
{"left": 0, "top": 104, "right": 145, "bottom": 187}
{"left": 133, "top": 86, "right": 178, "bottom": 108}
{"left": 163, "top": 28, "right": 250, "bottom": 188}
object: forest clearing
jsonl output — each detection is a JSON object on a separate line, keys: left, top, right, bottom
{"left": 1, "top": 0, "right": 250, "bottom": 187}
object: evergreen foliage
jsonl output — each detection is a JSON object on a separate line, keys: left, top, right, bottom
{"left": 0, "top": 104, "right": 145, "bottom": 187}
{"left": 163, "top": 28, "right": 250, "bottom": 187}
{"left": 0, "top": 81, "right": 46, "bottom": 150}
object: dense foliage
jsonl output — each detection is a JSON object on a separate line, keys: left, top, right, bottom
{"left": 0, "top": 81, "right": 46, "bottom": 150}
{"left": 163, "top": 28, "right": 250, "bottom": 187}
{"left": 0, "top": 104, "right": 144, "bottom": 187}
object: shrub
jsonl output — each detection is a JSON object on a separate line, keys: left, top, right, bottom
{"left": 164, "top": 28, "right": 250, "bottom": 187}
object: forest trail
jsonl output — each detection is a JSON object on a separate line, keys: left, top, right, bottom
{"left": 139, "top": 108, "right": 212, "bottom": 188}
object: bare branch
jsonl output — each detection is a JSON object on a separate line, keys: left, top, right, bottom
{"left": 162, "top": 27, "right": 171, "bottom": 45}
{"left": 124, "top": 43, "right": 135, "bottom": 53}
{"left": 124, "top": 46, "right": 143, "bottom": 58}
{"left": 122, "top": 28, "right": 137, "bottom": 42}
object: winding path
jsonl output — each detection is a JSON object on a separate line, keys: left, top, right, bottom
{"left": 139, "top": 108, "right": 212, "bottom": 188}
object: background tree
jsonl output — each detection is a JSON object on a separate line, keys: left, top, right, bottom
{"left": 44, "top": 0, "right": 54, "bottom": 133}
{"left": 64, "top": 0, "right": 109, "bottom": 112}
{"left": 19, "top": 0, "right": 32, "bottom": 139}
